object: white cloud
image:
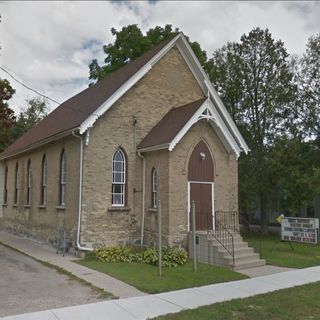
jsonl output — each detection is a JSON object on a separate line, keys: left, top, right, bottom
{"left": 0, "top": 1, "right": 319, "bottom": 114}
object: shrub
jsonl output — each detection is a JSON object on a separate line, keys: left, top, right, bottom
{"left": 88, "top": 245, "right": 188, "bottom": 267}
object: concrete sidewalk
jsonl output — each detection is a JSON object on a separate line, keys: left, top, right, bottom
{"left": 0, "top": 231, "right": 145, "bottom": 299}
{"left": 1, "top": 266, "right": 320, "bottom": 320}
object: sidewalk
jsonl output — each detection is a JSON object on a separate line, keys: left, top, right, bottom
{"left": 2, "top": 266, "right": 320, "bottom": 319}
{"left": 0, "top": 231, "right": 145, "bottom": 299}
{"left": 1, "top": 231, "right": 320, "bottom": 320}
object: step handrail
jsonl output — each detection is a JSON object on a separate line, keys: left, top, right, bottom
{"left": 208, "top": 215, "right": 235, "bottom": 266}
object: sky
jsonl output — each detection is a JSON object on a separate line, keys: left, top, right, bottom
{"left": 1, "top": 1, "right": 320, "bottom": 114}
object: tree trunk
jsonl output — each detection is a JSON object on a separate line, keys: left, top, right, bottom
{"left": 260, "top": 192, "right": 269, "bottom": 234}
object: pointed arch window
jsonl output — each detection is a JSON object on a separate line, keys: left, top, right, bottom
{"left": 59, "top": 150, "right": 66, "bottom": 206}
{"left": 3, "top": 165, "right": 8, "bottom": 204}
{"left": 152, "top": 168, "right": 157, "bottom": 209}
{"left": 40, "top": 155, "right": 47, "bottom": 206}
{"left": 112, "top": 148, "right": 126, "bottom": 207}
{"left": 26, "top": 160, "right": 32, "bottom": 205}
{"left": 14, "top": 163, "right": 19, "bottom": 205}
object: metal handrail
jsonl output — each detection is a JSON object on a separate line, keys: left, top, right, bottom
{"left": 215, "top": 210, "right": 239, "bottom": 232}
{"left": 208, "top": 215, "right": 235, "bottom": 266}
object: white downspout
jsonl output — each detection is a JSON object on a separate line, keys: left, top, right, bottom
{"left": 72, "top": 130, "right": 92, "bottom": 252}
{"left": 138, "top": 151, "right": 146, "bottom": 246}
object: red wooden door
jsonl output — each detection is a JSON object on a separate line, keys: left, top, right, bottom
{"left": 188, "top": 140, "right": 214, "bottom": 231}
{"left": 190, "top": 183, "right": 212, "bottom": 230}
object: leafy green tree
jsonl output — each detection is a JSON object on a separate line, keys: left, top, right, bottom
{"left": 295, "top": 34, "right": 320, "bottom": 142}
{"left": 89, "top": 24, "right": 207, "bottom": 81}
{"left": 269, "top": 137, "right": 320, "bottom": 215}
{"left": 206, "top": 28, "right": 296, "bottom": 232}
{"left": 0, "top": 78, "right": 15, "bottom": 152}
{"left": 10, "top": 97, "right": 49, "bottom": 141}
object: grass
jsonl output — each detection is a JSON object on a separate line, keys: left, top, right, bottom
{"left": 77, "top": 260, "right": 247, "bottom": 294}
{"left": 0, "top": 241, "right": 113, "bottom": 299}
{"left": 243, "top": 233, "right": 320, "bottom": 268}
{"left": 154, "top": 281, "right": 320, "bottom": 320}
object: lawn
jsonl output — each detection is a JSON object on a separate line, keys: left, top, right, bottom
{"left": 155, "top": 281, "right": 320, "bottom": 320}
{"left": 78, "top": 261, "right": 247, "bottom": 293}
{"left": 244, "top": 233, "right": 320, "bottom": 268}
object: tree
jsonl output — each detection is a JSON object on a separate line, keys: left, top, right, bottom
{"left": 269, "top": 137, "right": 320, "bottom": 215}
{"left": 295, "top": 34, "right": 320, "bottom": 142}
{"left": 89, "top": 24, "right": 207, "bottom": 81}
{"left": 206, "top": 28, "right": 296, "bottom": 232}
{"left": 0, "top": 78, "right": 15, "bottom": 152}
{"left": 10, "top": 97, "right": 49, "bottom": 142}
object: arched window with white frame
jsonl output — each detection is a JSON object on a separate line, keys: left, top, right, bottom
{"left": 3, "top": 165, "right": 8, "bottom": 204}
{"left": 40, "top": 155, "right": 47, "bottom": 206}
{"left": 26, "top": 160, "right": 32, "bottom": 205}
{"left": 14, "top": 162, "right": 19, "bottom": 205}
{"left": 152, "top": 168, "right": 157, "bottom": 208}
{"left": 59, "top": 150, "right": 66, "bottom": 206}
{"left": 112, "top": 148, "right": 126, "bottom": 207}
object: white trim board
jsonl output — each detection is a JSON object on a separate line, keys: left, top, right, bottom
{"left": 169, "top": 98, "right": 241, "bottom": 158}
{"left": 78, "top": 32, "right": 249, "bottom": 156}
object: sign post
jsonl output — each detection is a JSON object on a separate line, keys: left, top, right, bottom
{"left": 192, "top": 200, "right": 197, "bottom": 272}
{"left": 157, "top": 200, "right": 162, "bottom": 277}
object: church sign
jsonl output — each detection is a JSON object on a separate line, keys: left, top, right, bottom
{"left": 281, "top": 217, "right": 319, "bottom": 244}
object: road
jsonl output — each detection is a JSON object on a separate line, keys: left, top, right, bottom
{"left": 0, "top": 244, "right": 105, "bottom": 317}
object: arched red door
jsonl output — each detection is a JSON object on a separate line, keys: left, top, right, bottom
{"left": 188, "top": 140, "right": 214, "bottom": 231}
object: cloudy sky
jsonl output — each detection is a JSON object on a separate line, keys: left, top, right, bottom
{"left": 1, "top": 1, "right": 319, "bottom": 114}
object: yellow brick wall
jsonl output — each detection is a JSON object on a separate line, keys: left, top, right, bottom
{"left": 80, "top": 46, "right": 204, "bottom": 246}
{"left": 1, "top": 136, "right": 80, "bottom": 242}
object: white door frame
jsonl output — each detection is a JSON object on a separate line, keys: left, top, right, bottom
{"left": 187, "top": 181, "right": 214, "bottom": 231}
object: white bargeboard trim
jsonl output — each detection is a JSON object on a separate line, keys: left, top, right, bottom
{"left": 79, "top": 32, "right": 248, "bottom": 155}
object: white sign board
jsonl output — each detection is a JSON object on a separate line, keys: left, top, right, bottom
{"left": 281, "top": 217, "right": 319, "bottom": 244}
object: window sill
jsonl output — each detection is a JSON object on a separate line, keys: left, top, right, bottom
{"left": 24, "top": 205, "right": 31, "bottom": 209}
{"left": 148, "top": 208, "right": 158, "bottom": 213}
{"left": 56, "top": 206, "right": 66, "bottom": 210}
{"left": 13, "top": 204, "right": 18, "bottom": 208}
{"left": 108, "top": 207, "right": 131, "bottom": 213}
{"left": 38, "top": 205, "right": 47, "bottom": 209}
{"left": 2, "top": 204, "right": 7, "bottom": 207}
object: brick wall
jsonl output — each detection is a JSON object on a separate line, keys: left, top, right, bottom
{"left": 80, "top": 46, "right": 204, "bottom": 246}
{"left": 1, "top": 136, "right": 80, "bottom": 243}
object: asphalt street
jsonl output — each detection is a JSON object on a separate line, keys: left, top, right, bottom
{"left": 0, "top": 244, "right": 105, "bottom": 317}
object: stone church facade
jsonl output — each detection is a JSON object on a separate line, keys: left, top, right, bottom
{"left": 0, "top": 33, "right": 249, "bottom": 250}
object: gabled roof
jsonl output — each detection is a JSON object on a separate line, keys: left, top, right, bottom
{"left": 1, "top": 32, "right": 249, "bottom": 160}
{"left": 138, "top": 97, "right": 243, "bottom": 158}
{"left": 138, "top": 98, "right": 206, "bottom": 151}
{"left": 0, "top": 36, "right": 175, "bottom": 159}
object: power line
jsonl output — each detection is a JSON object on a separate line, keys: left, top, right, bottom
{"left": 0, "top": 66, "right": 132, "bottom": 120}
{"left": 0, "top": 66, "right": 61, "bottom": 105}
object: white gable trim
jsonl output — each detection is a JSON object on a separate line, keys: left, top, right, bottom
{"left": 79, "top": 33, "right": 182, "bottom": 134}
{"left": 79, "top": 32, "right": 249, "bottom": 155}
{"left": 177, "top": 36, "right": 249, "bottom": 154}
{"left": 168, "top": 98, "right": 241, "bottom": 158}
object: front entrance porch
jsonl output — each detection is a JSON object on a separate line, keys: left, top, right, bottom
{"left": 188, "top": 210, "right": 265, "bottom": 270}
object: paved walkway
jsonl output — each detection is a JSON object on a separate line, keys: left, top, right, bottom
{"left": 0, "top": 231, "right": 145, "bottom": 299}
{"left": 238, "top": 264, "right": 295, "bottom": 278}
{"left": 2, "top": 266, "right": 320, "bottom": 319}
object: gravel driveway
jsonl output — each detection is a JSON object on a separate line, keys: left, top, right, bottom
{"left": 0, "top": 244, "right": 105, "bottom": 317}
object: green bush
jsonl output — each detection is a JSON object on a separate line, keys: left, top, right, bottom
{"left": 88, "top": 245, "right": 188, "bottom": 267}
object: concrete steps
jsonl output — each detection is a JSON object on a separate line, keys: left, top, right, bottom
{"left": 189, "top": 231, "right": 266, "bottom": 271}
